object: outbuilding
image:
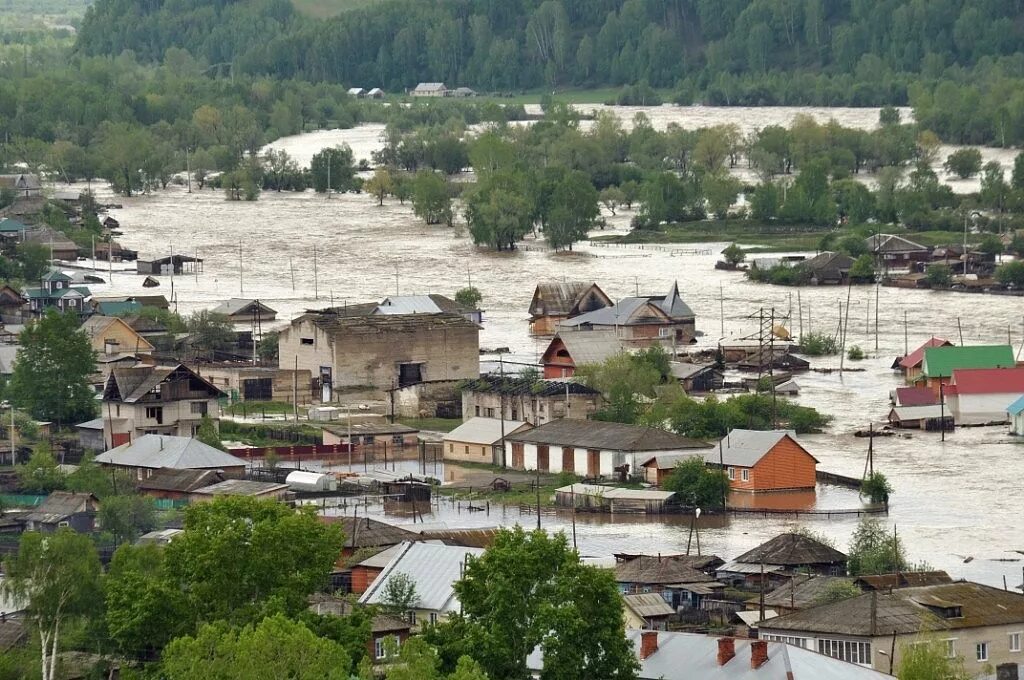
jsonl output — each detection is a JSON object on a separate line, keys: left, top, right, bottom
{"left": 442, "top": 417, "right": 531, "bottom": 465}
{"left": 286, "top": 470, "right": 337, "bottom": 492}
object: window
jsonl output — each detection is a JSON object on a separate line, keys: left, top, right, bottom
{"left": 374, "top": 638, "right": 386, "bottom": 659}
{"left": 511, "top": 408, "right": 518, "bottom": 420}
{"left": 763, "top": 634, "right": 808, "bottom": 649}
{"left": 485, "top": 408, "right": 495, "bottom": 418}
{"left": 727, "top": 467, "right": 735, "bottom": 480}
{"left": 1011, "top": 633, "right": 1021, "bottom": 653}
{"left": 475, "top": 405, "right": 480, "bottom": 416}
{"left": 145, "top": 406, "right": 163, "bottom": 424}
{"left": 817, "top": 639, "right": 871, "bottom": 665}
{"left": 658, "top": 327, "right": 670, "bottom": 337}
{"left": 407, "top": 611, "right": 417, "bottom": 625}
{"left": 137, "top": 469, "right": 143, "bottom": 481}
{"left": 429, "top": 613, "right": 438, "bottom": 625}
{"left": 300, "top": 338, "right": 314, "bottom": 345}
{"left": 464, "top": 446, "right": 469, "bottom": 455}
{"left": 58, "top": 521, "right": 69, "bottom": 528}
{"left": 977, "top": 642, "right": 988, "bottom": 662}
{"left": 392, "top": 434, "right": 404, "bottom": 446}
{"left": 363, "top": 435, "right": 375, "bottom": 445}
{"left": 190, "top": 401, "right": 208, "bottom": 415}
{"left": 448, "top": 443, "right": 453, "bottom": 453}
{"left": 115, "top": 404, "right": 120, "bottom": 416}
{"left": 945, "top": 639, "right": 956, "bottom": 659}
{"left": 741, "top": 469, "right": 749, "bottom": 482}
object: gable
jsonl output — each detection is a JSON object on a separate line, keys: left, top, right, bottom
{"left": 572, "top": 284, "right": 612, "bottom": 315}
{"left": 754, "top": 435, "right": 819, "bottom": 467}
{"left": 625, "top": 301, "right": 672, "bottom": 325}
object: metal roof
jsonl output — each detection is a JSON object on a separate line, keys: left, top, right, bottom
{"left": 355, "top": 543, "right": 405, "bottom": 569}
{"left": 717, "top": 560, "right": 786, "bottom": 575}
{"left": 897, "top": 337, "right": 953, "bottom": 369}
{"left": 735, "top": 609, "right": 778, "bottom": 626}
{"left": 359, "top": 541, "right": 484, "bottom": 613}
{"left": 322, "top": 421, "right": 419, "bottom": 437}
{"left": 75, "top": 417, "right": 105, "bottom": 431}
{"left": 413, "top": 82, "right": 447, "bottom": 92}
{"left": 96, "top": 435, "right": 247, "bottom": 470}
{"left": 866, "top": 233, "right": 928, "bottom": 253}
{"left": 639, "top": 452, "right": 705, "bottom": 470}
{"left": 210, "top": 298, "right": 277, "bottom": 317}
{"left": 560, "top": 297, "right": 669, "bottom": 328}
{"left": 889, "top": 405, "right": 945, "bottom": 421}
{"left": 624, "top": 593, "right": 675, "bottom": 618}
{"left": 733, "top": 533, "right": 847, "bottom": 567}
{"left": 545, "top": 330, "right": 626, "bottom": 366}
{"left": 506, "top": 419, "right": 707, "bottom": 452}
{"left": 669, "top": 362, "right": 717, "bottom": 381}
{"left": 707, "top": 429, "right": 813, "bottom": 468}
{"left": 462, "top": 376, "right": 600, "bottom": 397}
{"left": 922, "top": 344, "right": 1014, "bottom": 378}
{"left": 21, "top": 491, "right": 98, "bottom": 524}
{"left": 757, "top": 574, "right": 858, "bottom": 610}
{"left": 556, "top": 484, "right": 677, "bottom": 502}
{"left": 892, "top": 386, "right": 937, "bottom": 407}
{"left": 949, "top": 366, "right": 1024, "bottom": 395}
{"left": 375, "top": 295, "right": 470, "bottom": 316}
{"left": 192, "top": 479, "right": 289, "bottom": 496}
{"left": 443, "top": 417, "right": 530, "bottom": 446}
{"left": 1009, "top": 394, "right": 1024, "bottom": 416}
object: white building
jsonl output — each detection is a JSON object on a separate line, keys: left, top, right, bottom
{"left": 945, "top": 367, "right": 1024, "bottom": 425}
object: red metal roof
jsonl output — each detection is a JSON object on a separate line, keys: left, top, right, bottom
{"left": 899, "top": 337, "right": 953, "bottom": 369}
{"left": 948, "top": 367, "right": 1024, "bottom": 395}
{"left": 894, "top": 386, "right": 937, "bottom": 407}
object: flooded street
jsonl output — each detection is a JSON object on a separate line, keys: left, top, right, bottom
{"left": 87, "top": 105, "right": 1024, "bottom": 588}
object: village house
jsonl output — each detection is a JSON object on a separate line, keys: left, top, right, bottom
{"left": 91, "top": 295, "right": 170, "bottom": 314}
{"left": 623, "top": 593, "right": 676, "bottom": 630}
{"left": 889, "top": 385, "right": 938, "bottom": 407}
{"left": 0, "top": 217, "right": 27, "bottom": 244}
{"left": 802, "top": 251, "right": 856, "bottom": 285}
{"left": 759, "top": 581, "right": 1024, "bottom": 676}
{"left": 717, "top": 533, "right": 848, "bottom": 591}
{"left": 527, "top": 630, "right": 895, "bottom": 679}
{"left": 944, "top": 367, "right": 1024, "bottom": 425}
{"left": 919, "top": 344, "right": 1016, "bottom": 396}
{"left": 189, "top": 479, "right": 290, "bottom": 503}
{"left": 375, "top": 294, "right": 483, "bottom": 324}
{"left": 135, "top": 467, "right": 226, "bottom": 501}
{"left": 669, "top": 362, "right": 723, "bottom": 393}
{"left": 359, "top": 541, "right": 485, "bottom": 627}
{"left": 0, "top": 174, "right": 41, "bottom": 197}
{"left": 528, "top": 281, "right": 612, "bottom": 335}
{"left": 540, "top": 329, "right": 626, "bottom": 378}
{"left": 442, "top": 416, "right": 532, "bottom": 465}
{"left": 708, "top": 429, "right": 818, "bottom": 493}
{"left": 866, "top": 233, "right": 929, "bottom": 271}
{"left": 210, "top": 298, "right": 278, "bottom": 323}
{"left": 892, "top": 337, "right": 954, "bottom": 381}
{"left": 347, "top": 87, "right": 366, "bottom": 97}
{"left": 278, "top": 310, "right": 480, "bottom": 401}
{"left": 191, "top": 363, "right": 313, "bottom": 404}
{"left": 322, "top": 421, "right": 420, "bottom": 450}
{"left": 886, "top": 404, "right": 951, "bottom": 430}
{"left": 638, "top": 452, "right": 702, "bottom": 486}
{"left": 24, "top": 269, "right": 90, "bottom": 317}
{"left": 80, "top": 315, "right": 155, "bottom": 358}
{"left": 1009, "top": 394, "right": 1024, "bottom": 435}
{"left": 101, "top": 364, "right": 225, "bottom": 446}
{"left": 505, "top": 419, "right": 709, "bottom": 478}
{"left": 308, "top": 594, "right": 412, "bottom": 663}
{"left": 18, "top": 492, "right": 99, "bottom": 533}
{"left": 0, "top": 285, "right": 26, "bottom": 323}
{"left": 95, "top": 434, "right": 247, "bottom": 479}
{"left": 751, "top": 574, "right": 858, "bottom": 615}
{"left": 136, "top": 254, "right": 203, "bottom": 276}
{"left": 321, "top": 516, "right": 419, "bottom": 560}
{"left": 615, "top": 554, "right": 725, "bottom": 610}
{"left": 411, "top": 82, "right": 448, "bottom": 97}
{"left": 460, "top": 376, "right": 602, "bottom": 424}
{"left": 558, "top": 282, "right": 697, "bottom": 349}
{"left": 23, "top": 226, "right": 79, "bottom": 261}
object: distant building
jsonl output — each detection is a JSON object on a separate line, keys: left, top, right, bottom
{"left": 919, "top": 344, "right": 1015, "bottom": 396}
{"left": 410, "top": 82, "right": 448, "bottom": 97}
{"left": 24, "top": 269, "right": 90, "bottom": 317}
{"left": 367, "top": 87, "right": 384, "bottom": 99}
{"left": 528, "top": 281, "right": 612, "bottom": 335}
{"left": 540, "top": 330, "right": 626, "bottom": 379}
{"left": 669, "top": 362, "right": 723, "bottom": 393}
{"left": 19, "top": 492, "right": 99, "bottom": 533}
{"left": 751, "top": 574, "right": 858, "bottom": 615}
{"left": 615, "top": 555, "right": 724, "bottom": 610}
{"left": 23, "top": 226, "right": 79, "bottom": 261}
{"left": 347, "top": 87, "right": 366, "bottom": 97}
{"left": 708, "top": 429, "right": 818, "bottom": 493}
{"left": 866, "top": 233, "right": 929, "bottom": 270}
{"left": 945, "top": 367, "right": 1024, "bottom": 425}
{"left": 451, "top": 86, "right": 476, "bottom": 97}
{"left": 802, "top": 251, "right": 855, "bottom": 285}
{"left": 136, "top": 254, "right": 203, "bottom": 276}
{"left": 442, "top": 417, "right": 532, "bottom": 465}
{"left": 189, "top": 479, "right": 290, "bottom": 503}
{"left": 892, "top": 337, "right": 953, "bottom": 382}
{"left": 461, "top": 376, "right": 601, "bottom": 424}
{"left": 717, "top": 533, "right": 848, "bottom": 591}
{"left": 75, "top": 418, "right": 106, "bottom": 452}
{"left": 558, "top": 282, "right": 696, "bottom": 349}
{"left": 95, "top": 434, "right": 247, "bottom": 479}
{"left": 210, "top": 298, "right": 278, "bottom": 323}
{"left": 0, "top": 174, "right": 42, "bottom": 197}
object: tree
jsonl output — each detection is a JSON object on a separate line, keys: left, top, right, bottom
{"left": 662, "top": 458, "right": 729, "bottom": 509}
{"left": 996, "top": 261, "right": 1024, "bottom": 288}
{"left": 454, "top": 287, "right": 483, "bottom": 309}
{"left": 980, "top": 161, "right": 1009, "bottom": 212}
{"left": 17, "top": 243, "right": 50, "bottom": 281}
{"left": 380, "top": 572, "right": 419, "bottom": 618}
{"left": 722, "top": 243, "right": 745, "bottom": 265}
{"left": 861, "top": 472, "right": 892, "bottom": 504}
{"left": 814, "top": 580, "right": 862, "bottom": 605}
{"left": 943, "top": 148, "right": 983, "bottom": 179}
{"left": 97, "top": 123, "right": 155, "bottom": 197}
{"left": 9, "top": 310, "right": 96, "bottom": 425}
{"left": 162, "top": 615, "right": 352, "bottom": 680}
{"left": 436, "top": 527, "right": 637, "bottom": 680}
{"left": 849, "top": 254, "right": 875, "bottom": 282}
{"left": 599, "top": 186, "right": 625, "bottom": 215}
{"left": 896, "top": 639, "right": 971, "bottom": 680}
{"left": 575, "top": 350, "right": 667, "bottom": 424}
{"left": 105, "top": 543, "right": 189, "bottom": 656}
{"left": 195, "top": 415, "right": 225, "bottom": 452}
{"left": 187, "top": 310, "right": 235, "bottom": 356}
{"left": 364, "top": 168, "right": 394, "bottom": 206}
{"left": 926, "top": 264, "right": 953, "bottom": 287}
{"left": 380, "top": 637, "right": 488, "bottom": 680}
{"left": 544, "top": 171, "right": 599, "bottom": 250}
{"left": 100, "top": 494, "right": 157, "bottom": 544}
{"left": 311, "top": 145, "right": 357, "bottom": 193}
{"left": 2, "top": 529, "right": 103, "bottom": 680}
{"left": 749, "top": 182, "right": 780, "bottom": 221}
{"left": 17, "top": 445, "right": 65, "bottom": 493}
{"left": 847, "top": 518, "right": 906, "bottom": 576}
{"left": 412, "top": 170, "right": 453, "bottom": 226}
{"left": 977, "top": 233, "right": 1004, "bottom": 259}
{"left": 702, "top": 172, "right": 741, "bottom": 219}
{"left": 257, "top": 331, "right": 279, "bottom": 363}
{"left": 464, "top": 172, "right": 534, "bottom": 251}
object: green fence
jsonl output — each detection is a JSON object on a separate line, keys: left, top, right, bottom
{"left": 153, "top": 498, "right": 189, "bottom": 510}
{"left": 0, "top": 494, "right": 45, "bottom": 507}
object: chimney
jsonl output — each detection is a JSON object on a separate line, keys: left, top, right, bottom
{"left": 717, "top": 637, "right": 735, "bottom": 666}
{"left": 751, "top": 640, "right": 768, "bottom": 669}
{"left": 639, "top": 631, "right": 659, "bottom": 660}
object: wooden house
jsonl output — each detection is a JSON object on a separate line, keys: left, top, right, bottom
{"left": 623, "top": 593, "right": 676, "bottom": 630}
{"left": 945, "top": 367, "right": 1024, "bottom": 425}
{"left": 95, "top": 435, "right": 247, "bottom": 479}
{"left": 919, "top": 344, "right": 1015, "bottom": 396}
{"left": 615, "top": 555, "right": 724, "bottom": 610}
{"left": 669, "top": 362, "right": 723, "bottom": 393}
{"left": 540, "top": 330, "right": 625, "bottom": 378}
{"left": 80, "top": 315, "right": 155, "bottom": 357}
{"left": 136, "top": 254, "right": 203, "bottom": 276}
{"left": 887, "top": 405, "right": 951, "bottom": 429}
{"left": 802, "top": 251, "right": 855, "bottom": 285}
{"left": 442, "top": 417, "right": 532, "bottom": 465}
{"left": 866, "top": 233, "right": 929, "bottom": 271}
{"left": 0, "top": 285, "right": 25, "bottom": 322}
{"left": 528, "top": 282, "right": 611, "bottom": 335}
{"left": 559, "top": 282, "right": 696, "bottom": 348}
{"left": 23, "top": 226, "right": 78, "bottom": 260}
{"left": 411, "top": 82, "right": 448, "bottom": 97}
{"left": 717, "top": 533, "right": 848, "bottom": 591}
{"left": 24, "top": 269, "right": 90, "bottom": 317}
{"left": 892, "top": 337, "right": 953, "bottom": 382}
{"left": 19, "top": 492, "right": 99, "bottom": 533}
{"left": 707, "top": 429, "right": 817, "bottom": 493}
{"left": 210, "top": 298, "right": 278, "bottom": 323}
{"left": 347, "top": 87, "right": 366, "bottom": 97}
{"left": 0, "top": 174, "right": 41, "bottom": 198}
{"left": 136, "top": 467, "right": 226, "bottom": 500}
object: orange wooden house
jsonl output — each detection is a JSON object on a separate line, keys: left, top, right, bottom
{"left": 707, "top": 429, "right": 817, "bottom": 493}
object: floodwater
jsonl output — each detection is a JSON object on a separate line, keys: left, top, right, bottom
{"left": 82, "top": 105, "right": 1024, "bottom": 588}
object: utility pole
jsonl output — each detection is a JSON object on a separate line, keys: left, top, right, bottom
{"left": 238, "top": 242, "right": 243, "bottom": 295}
{"left": 313, "top": 245, "right": 319, "bottom": 299}
{"left": 498, "top": 355, "right": 507, "bottom": 468}
{"left": 186, "top": 147, "right": 192, "bottom": 193}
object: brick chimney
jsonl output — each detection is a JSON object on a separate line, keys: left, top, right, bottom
{"left": 640, "top": 631, "right": 659, "bottom": 660}
{"left": 751, "top": 640, "right": 768, "bottom": 669}
{"left": 717, "top": 637, "right": 735, "bottom": 666}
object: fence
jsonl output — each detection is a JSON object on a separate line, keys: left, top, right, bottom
{"left": 0, "top": 493, "right": 45, "bottom": 507}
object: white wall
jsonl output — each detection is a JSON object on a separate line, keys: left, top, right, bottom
{"left": 951, "top": 393, "right": 1018, "bottom": 425}
{"left": 520, "top": 443, "right": 690, "bottom": 478}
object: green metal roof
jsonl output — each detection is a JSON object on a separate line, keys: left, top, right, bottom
{"left": 0, "top": 218, "right": 27, "bottom": 233}
{"left": 40, "top": 269, "right": 71, "bottom": 282}
{"left": 922, "top": 345, "right": 1015, "bottom": 378}
{"left": 95, "top": 300, "right": 140, "bottom": 316}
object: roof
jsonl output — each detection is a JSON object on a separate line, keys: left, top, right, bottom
{"left": 527, "top": 630, "right": 895, "bottom": 679}
{"left": 543, "top": 330, "right": 626, "bottom": 366}
{"left": 41, "top": 268, "right": 71, "bottom": 283}
{"left": 889, "top": 405, "right": 946, "bottom": 421}
{"left": 624, "top": 592, "right": 675, "bottom": 618}
{"left": 413, "top": 82, "right": 447, "bottom": 92}
{"left": 22, "top": 491, "right": 98, "bottom": 524}
{"left": 355, "top": 543, "right": 405, "bottom": 569}
{"left": 530, "top": 281, "right": 608, "bottom": 317}
{"left": 560, "top": 297, "right": 671, "bottom": 329}
{"left": 79, "top": 316, "right": 154, "bottom": 351}
{"left": 136, "top": 468, "right": 225, "bottom": 493}
{"left": 639, "top": 452, "right": 706, "bottom": 470}
{"left": 803, "top": 251, "right": 854, "bottom": 277}
{"left": 854, "top": 571, "right": 952, "bottom": 591}
{"left": 717, "top": 560, "right": 787, "bottom": 575}
{"left": 615, "top": 555, "right": 716, "bottom": 585}
{"left": 323, "top": 421, "right": 419, "bottom": 437}
{"left": 505, "top": 419, "right": 708, "bottom": 452}
{"left": 96, "top": 435, "right": 247, "bottom": 470}
{"left": 0, "top": 345, "right": 18, "bottom": 374}
{"left": 0, "top": 217, "right": 27, "bottom": 233}
{"left": 893, "top": 386, "right": 937, "bottom": 407}
{"left": 760, "top": 581, "right": 1024, "bottom": 637}
{"left": 758, "top": 575, "right": 858, "bottom": 610}
{"left": 556, "top": 484, "right": 676, "bottom": 502}
{"left": 461, "top": 376, "right": 600, "bottom": 397}
{"left": 210, "top": 298, "right": 277, "bottom": 317}
{"left": 922, "top": 344, "right": 1014, "bottom": 378}
{"left": 866, "top": 233, "right": 928, "bottom": 253}
{"left": 375, "top": 294, "right": 471, "bottom": 316}
{"left": 94, "top": 300, "right": 141, "bottom": 316}
{"left": 320, "top": 516, "right": 420, "bottom": 548}
{"left": 192, "top": 479, "right": 289, "bottom": 497}
{"left": 76, "top": 417, "right": 104, "bottom": 431}
{"left": 103, "top": 364, "right": 224, "bottom": 402}
{"left": 948, "top": 367, "right": 1024, "bottom": 395}
{"left": 733, "top": 533, "right": 847, "bottom": 567}
{"left": 296, "top": 311, "right": 479, "bottom": 337}
{"left": 735, "top": 609, "right": 779, "bottom": 626}
{"left": 898, "top": 338, "right": 953, "bottom": 369}
{"left": 708, "top": 429, "right": 816, "bottom": 468}
{"left": 1009, "top": 394, "right": 1024, "bottom": 416}
{"left": 443, "top": 417, "right": 530, "bottom": 446}
{"left": 358, "top": 541, "right": 485, "bottom": 613}
{"left": 669, "top": 362, "right": 718, "bottom": 381}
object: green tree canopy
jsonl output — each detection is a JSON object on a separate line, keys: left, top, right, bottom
{"left": 411, "top": 170, "right": 453, "bottom": 226}
{"left": 662, "top": 458, "right": 729, "bottom": 509}
{"left": 311, "top": 145, "right": 357, "bottom": 194}
{"left": 944, "top": 148, "right": 983, "bottom": 179}
{"left": 896, "top": 639, "right": 971, "bottom": 680}
{"left": 847, "top": 518, "right": 907, "bottom": 576}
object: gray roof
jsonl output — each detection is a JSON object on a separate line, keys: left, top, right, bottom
{"left": 547, "top": 330, "right": 626, "bottom": 366}
{"left": 104, "top": 364, "right": 224, "bottom": 402}
{"left": 803, "top": 251, "right": 854, "bottom": 277}
{"left": 560, "top": 297, "right": 667, "bottom": 329}
{"left": 527, "top": 630, "right": 895, "bottom": 679}
{"left": 76, "top": 418, "right": 105, "bottom": 431}
{"left": 359, "top": 541, "right": 484, "bottom": 613}
{"left": 321, "top": 516, "right": 420, "bottom": 549}
{"left": 866, "top": 233, "right": 928, "bottom": 254}
{"left": 530, "top": 281, "right": 608, "bottom": 317}
{"left": 757, "top": 574, "right": 858, "bottom": 610}
{"left": 355, "top": 542, "right": 405, "bottom": 569}
{"left": 443, "top": 417, "right": 530, "bottom": 446}
{"left": 210, "top": 298, "right": 277, "bottom": 317}
{"left": 192, "top": 479, "right": 289, "bottom": 496}
{"left": 556, "top": 484, "right": 676, "bottom": 502}
{"left": 734, "top": 609, "right": 779, "bottom": 626}
{"left": 669, "top": 362, "right": 718, "bottom": 381}
{"left": 615, "top": 555, "right": 716, "bottom": 585}
{"left": 624, "top": 592, "right": 675, "bottom": 618}
{"left": 21, "top": 491, "right": 97, "bottom": 524}
{"left": 413, "top": 82, "right": 447, "bottom": 92}
{"left": 375, "top": 294, "right": 470, "bottom": 316}
{"left": 0, "top": 344, "right": 17, "bottom": 374}
{"left": 639, "top": 452, "right": 705, "bottom": 470}
{"left": 507, "top": 419, "right": 708, "bottom": 452}
{"left": 323, "top": 421, "right": 419, "bottom": 437}
{"left": 707, "top": 429, "right": 816, "bottom": 467}
{"left": 733, "top": 533, "right": 847, "bottom": 567}
{"left": 96, "top": 435, "right": 247, "bottom": 470}
{"left": 137, "top": 467, "right": 225, "bottom": 493}
{"left": 889, "top": 405, "right": 945, "bottom": 421}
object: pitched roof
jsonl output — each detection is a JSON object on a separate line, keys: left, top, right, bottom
{"left": 866, "top": 233, "right": 928, "bottom": 253}
{"left": 761, "top": 581, "right": 1024, "bottom": 637}
{"left": 461, "top": 376, "right": 600, "bottom": 397}
{"left": 708, "top": 429, "right": 816, "bottom": 468}
{"left": 319, "top": 516, "right": 419, "bottom": 549}
{"left": 733, "top": 533, "right": 847, "bottom": 567}
{"left": 757, "top": 574, "right": 858, "bottom": 610}
{"left": 103, "top": 364, "right": 224, "bottom": 402}
{"left": 669, "top": 362, "right": 718, "bottom": 381}
{"left": 1009, "top": 394, "right": 1024, "bottom": 416}
{"left": 803, "top": 251, "right": 855, "bottom": 277}
{"left": 0, "top": 217, "right": 27, "bottom": 233}
{"left": 893, "top": 386, "right": 937, "bottom": 407}
{"left": 96, "top": 435, "right": 247, "bottom": 470}
{"left": 21, "top": 491, "right": 98, "bottom": 524}
{"left": 191, "top": 479, "right": 289, "bottom": 497}
{"left": 615, "top": 555, "right": 717, "bottom": 585}
{"left": 358, "top": 541, "right": 484, "bottom": 612}
{"left": 898, "top": 338, "right": 953, "bottom": 370}
{"left": 529, "top": 281, "right": 609, "bottom": 318}
{"left": 560, "top": 297, "right": 671, "bottom": 329}
{"left": 136, "top": 467, "right": 225, "bottom": 493}
{"left": 79, "top": 316, "right": 155, "bottom": 351}
{"left": 639, "top": 451, "right": 707, "bottom": 470}
{"left": 443, "top": 417, "right": 530, "bottom": 445}
{"left": 210, "top": 298, "right": 277, "bottom": 317}
{"left": 624, "top": 592, "right": 675, "bottom": 618}
{"left": 948, "top": 367, "right": 1024, "bottom": 395}
{"left": 648, "top": 281, "right": 695, "bottom": 320}
{"left": 505, "top": 419, "right": 708, "bottom": 452}
{"left": 542, "top": 330, "right": 626, "bottom": 367}
{"left": 375, "top": 294, "right": 472, "bottom": 316}
{"left": 889, "top": 405, "right": 946, "bottom": 422}
{"left": 413, "top": 82, "right": 447, "bottom": 92}
{"left": 921, "top": 344, "right": 1014, "bottom": 378}
{"left": 853, "top": 571, "right": 952, "bottom": 591}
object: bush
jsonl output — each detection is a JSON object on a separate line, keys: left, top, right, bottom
{"left": 798, "top": 332, "right": 839, "bottom": 356}
{"left": 861, "top": 472, "right": 893, "bottom": 504}
{"left": 925, "top": 264, "right": 952, "bottom": 287}
{"left": 996, "top": 261, "right": 1024, "bottom": 288}
{"left": 847, "top": 345, "right": 865, "bottom": 360}
{"left": 662, "top": 458, "right": 729, "bottom": 509}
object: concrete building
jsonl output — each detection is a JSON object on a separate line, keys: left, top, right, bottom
{"left": 191, "top": 364, "right": 313, "bottom": 404}
{"left": 278, "top": 310, "right": 480, "bottom": 400}
{"left": 443, "top": 417, "right": 532, "bottom": 465}
{"left": 461, "top": 376, "right": 601, "bottom": 424}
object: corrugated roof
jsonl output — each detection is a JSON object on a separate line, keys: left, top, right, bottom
{"left": 866, "top": 233, "right": 928, "bottom": 253}
{"left": 443, "top": 417, "right": 530, "bottom": 446}
{"left": 639, "top": 452, "right": 706, "bottom": 470}
{"left": 355, "top": 543, "right": 405, "bottom": 569}
{"left": 320, "top": 516, "right": 419, "bottom": 548}
{"left": 624, "top": 592, "right": 675, "bottom": 618}
{"left": 893, "top": 386, "right": 937, "bottom": 407}
{"left": 560, "top": 298, "right": 670, "bottom": 329}
{"left": 556, "top": 484, "right": 677, "bottom": 501}
{"left": 359, "top": 541, "right": 484, "bottom": 612}
{"left": 717, "top": 560, "right": 786, "bottom": 575}
{"left": 948, "top": 367, "right": 1024, "bottom": 395}
{"left": 298, "top": 311, "right": 479, "bottom": 337}
{"left": 96, "top": 435, "right": 247, "bottom": 470}
{"left": 530, "top": 281, "right": 606, "bottom": 317}
{"left": 707, "top": 429, "right": 815, "bottom": 468}
{"left": 545, "top": 330, "right": 626, "bottom": 366}
{"left": 137, "top": 467, "right": 224, "bottom": 493}
{"left": 1009, "top": 394, "right": 1024, "bottom": 416}
{"left": 21, "top": 491, "right": 97, "bottom": 524}
{"left": 889, "top": 405, "right": 945, "bottom": 421}
{"left": 922, "top": 345, "right": 1014, "bottom": 378}
{"left": 0, "top": 618, "right": 26, "bottom": 653}
{"left": 733, "top": 533, "right": 847, "bottom": 567}
{"left": 615, "top": 555, "right": 716, "bottom": 584}
{"left": 854, "top": 571, "right": 952, "bottom": 590}
{"left": 506, "top": 419, "right": 706, "bottom": 452}
{"left": 375, "top": 294, "right": 470, "bottom": 316}
{"left": 192, "top": 479, "right": 289, "bottom": 496}
{"left": 75, "top": 418, "right": 105, "bottom": 431}
{"left": 462, "top": 376, "right": 600, "bottom": 397}
{"left": 757, "top": 574, "right": 858, "bottom": 610}
{"left": 210, "top": 298, "right": 277, "bottom": 317}
{"left": 898, "top": 338, "right": 953, "bottom": 369}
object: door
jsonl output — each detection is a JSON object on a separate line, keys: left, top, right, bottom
{"left": 561, "top": 447, "right": 574, "bottom": 474}
{"left": 587, "top": 449, "right": 600, "bottom": 477}
{"left": 320, "top": 366, "right": 332, "bottom": 403}
{"left": 537, "top": 445, "right": 549, "bottom": 472}
{"left": 398, "top": 362, "right": 423, "bottom": 387}
{"left": 512, "top": 442, "right": 524, "bottom": 469}
{"left": 243, "top": 377, "right": 273, "bottom": 401}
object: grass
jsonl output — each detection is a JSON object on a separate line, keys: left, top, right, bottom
{"left": 396, "top": 417, "right": 462, "bottom": 433}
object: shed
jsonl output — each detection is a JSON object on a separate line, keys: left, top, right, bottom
{"left": 623, "top": 593, "right": 676, "bottom": 630}
{"left": 669, "top": 362, "right": 723, "bottom": 393}
{"left": 541, "top": 330, "right": 625, "bottom": 378}
{"left": 19, "top": 492, "right": 99, "bottom": 533}
{"left": 887, "top": 405, "right": 951, "bottom": 430}
{"left": 136, "top": 467, "right": 226, "bottom": 500}
{"left": 638, "top": 452, "right": 705, "bottom": 487}
{"left": 136, "top": 254, "right": 203, "bottom": 276}
{"left": 190, "top": 479, "right": 290, "bottom": 502}
{"left": 75, "top": 418, "right": 106, "bottom": 452}
{"left": 442, "top": 417, "right": 531, "bottom": 465}
{"left": 411, "top": 82, "right": 448, "bottom": 97}
{"left": 347, "top": 87, "right": 366, "bottom": 97}
{"left": 286, "top": 470, "right": 337, "bottom": 492}
{"left": 367, "top": 87, "right": 384, "bottom": 98}
{"left": 554, "top": 484, "right": 677, "bottom": 514}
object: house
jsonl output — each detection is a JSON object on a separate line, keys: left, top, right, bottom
{"left": 945, "top": 367, "right": 1024, "bottom": 425}
{"left": 23, "top": 269, "right": 90, "bottom": 317}
{"left": 95, "top": 435, "right": 247, "bottom": 479}
{"left": 0, "top": 174, "right": 41, "bottom": 197}
{"left": 1009, "top": 394, "right": 1024, "bottom": 435}
{"left": 803, "top": 251, "right": 855, "bottom": 285}
{"left": 852, "top": 571, "right": 953, "bottom": 592}
{"left": 558, "top": 282, "right": 697, "bottom": 349}
{"left": 775, "top": 379, "right": 800, "bottom": 395}
{"left": 887, "top": 404, "right": 951, "bottom": 429}
{"left": 19, "top": 492, "right": 99, "bottom": 533}
{"left": 101, "top": 364, "right": 225, "bottom": 446}
{"left": 136, "top": 254, "right": 203, "bottom": 276}
{"left": 451, "top": 86, "right": 476, "bottom": 97}
{"left": 375, "top": 294, "right": 483, "bottom": 324}
{"left": 80, "top": 315, "right": 155, "bottom": 357}
{"left": 638, "top": 452, "right": 709, "bottom": 487}
{"left": 308, "top": 594, "right": 412, "bottom": 662}
{"left": 367, "top": 87, "right": 384, "bottom": 99}
{"left": 892, "top": 337, "right": 953, "bottom": 381}
{"left": 411, "top": 82, "right": 448, "bottom": 97}
{"left": 866, "top": 234, "right": 929, "bottom": 270}
{"left": 623, "top": 593, "right": 676, "bottom": 630}
{"left": 615, "top": 554, "right": 724, "bottom": 609}
{"left": 669, "top": 362, "right": 723, "bottom": 393}
{"left": 358, "top": 541, "right": 485, "bottom": 626}
{"left": 0, "top": 217, "right": 27, "bottom": 241}
{"left": 91, "top": 240, "right": 138, "bottom": 262}
{"left": 442, "top": 416, "right": 532, "bottom": 465}
{"left": 718, "top": 533, "right": 848, "bottom": 591}
{"left": 0, "top": 284, "right": 25, "bottom": 322}
{"left": 92, "top": 294, "right": 170, "bottom": 312}
{"left": 752, "top": 574, "right": 858, "bottom": 615}
{"left": 322, "top": 421, "right": 420, "bottom": 450}
{"left": 191, "top": 364, "right": 313, "bottom": 404}
{"left": 889, "top": 386, "right": 937, "bottom": 407}
{"left": 461, "top": 376, "right": 602, "bottom": 424}
{"left": 528, "top": 630, "right": 895, "bottom": 679}
{"left": 190, "top": 479, "right": 290, "bottom": 502}
{"left": 919, "top": 344, "right": 1015, "bottom": 396}
{"left": 136, "top": 467, "right": 226, "bottom": 500}
{"left": 707, "top": 429, "right": 818, "bottom": 493}
{"left": 23, "top": 226, "right": 79, "bottom": 260}
{"left": 320, "top": 516, "right": 419, "bottom": 558}
{"left": 540, "top": 330, "right": 626, "bottom": 378}
{"left": 349, "top": 543, "right": 403, "bottom": 595}
{"left": 278, "top": 310, "right": 480, "bottom": 400}
{"left": 759, "top": 582, "right": 1024, "bottom": 676}
{"left": 505, "top": 419, "right": 709, "bottom": 478}
{"left": 75, "top": 418, "right": 106, "bottom": 452}
{"left": 528, "top": 282, "right": 612, "bottom": 335}
{"left": 347, "top": 87, "right": 366, "bottom": 97}
{"left": 210, "top": 299, "right": 278, "bottom": 323}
